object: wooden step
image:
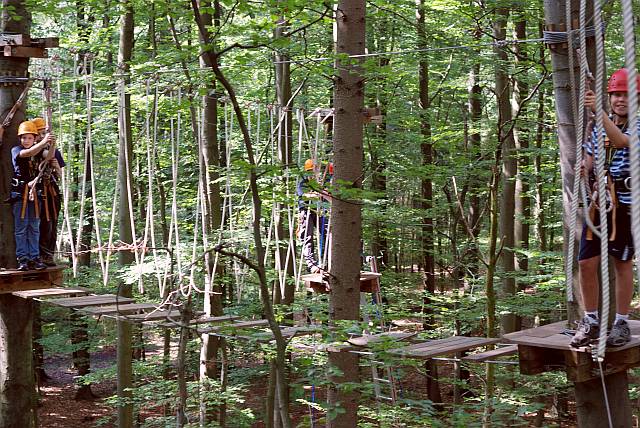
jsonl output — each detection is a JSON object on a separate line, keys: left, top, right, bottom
{"left": 462, "top": 345, "right": 518, "bottom": 362}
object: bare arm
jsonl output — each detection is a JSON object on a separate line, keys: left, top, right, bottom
{"left": 19, "top": 139, "right": 48, "bottom": 157}
{"left": 585, "top": 90, "right": 629, "bottom": 148}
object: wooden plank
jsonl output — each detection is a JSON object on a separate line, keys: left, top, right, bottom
{"left": 48, "top": 294, "right": 134, "bottom": 308}
{"left": 121, "top": 310, "right": 205, "bottom": 323}
{"left": 463, "top": 345, "right": 518, "bottom": 362}
{"left": 0, "top": 34, "right": 29, "bottom": 46}
{"left": 81, "top": 303, "right": 158, "bottom": 315}
{"left": 30, "top": 37, "right": 59, "bottom": 48}
{"left": 158, "top": 314, "right": 241, "bottom": 327}
{"left": 3, "top": 45, "right": 47, "bottom": 58}
{"left": 393, "top": 336, "right": 475, "bottom": 352}
{"left": 347, "top": 332, "right": 416, "bottom": 347}
{"left": 302, "top": 271, "right": 382, "bottom": 294}
{"left": 390, "top": 337, "right": 500, "bottom": 359}
{"left": 502, "top": 321, "right": 568, "bottom": 340}
{"left": 12, "top": 287, "right": 90, "bottom": 299}
{"left": 189, "top": 315, "right": 240, "bottom": 325}
{"left": 199, "top": 319, "right": 270, "bottom": 334}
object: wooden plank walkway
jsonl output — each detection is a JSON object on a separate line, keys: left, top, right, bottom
{"left": 12, "top": 287, "right": 91, "bottom": 299}
{"left": 81, "top": 303, "right": 159, "bottom": 315}
{"left": 48, "top": 294, "right": 135, "bottom": 308}
{"left": 388, "top": 336, "right": 500, "bottom": 359}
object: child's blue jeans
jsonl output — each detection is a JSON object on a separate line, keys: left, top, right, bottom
{"left": 12, "top": 197, "right": 41, "bottom": 262}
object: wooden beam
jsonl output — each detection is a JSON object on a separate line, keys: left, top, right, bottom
{"left": 3, "top": 46, "right": 47, "bottom": 58}
{"left": 30, "top": 37, "right": 59, "bottom": 48}
{"left": 0, "top": 34, "right": 30, "bottom": 46}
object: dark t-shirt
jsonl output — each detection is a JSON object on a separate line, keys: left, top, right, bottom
{"left": 11, "top": 145, "right": 41, "bottom": 183}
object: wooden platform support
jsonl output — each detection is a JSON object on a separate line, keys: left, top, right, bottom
{"left": 301, "top": 271, "right": 382, "bottom": 294}
{"left": 0, "top": 267, "right": 64, "bottom": 294}
{"left": 504, "top": 320, "right": 640, "bottom": 427}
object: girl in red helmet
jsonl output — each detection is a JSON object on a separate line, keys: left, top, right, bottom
{"left": 572, "top": 68, "right": 640, "bottom": 348}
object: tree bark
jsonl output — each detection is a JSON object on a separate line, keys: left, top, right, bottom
{"left": 196, "top": 1, "right": 226, "bottom": 425}
{"left": 512, "top": 13, "right": 530, "bottom": 332}
{"left": 542, "top": 0, "right": 595, "bottom": 323}
{"left": 327, "top": 2, "right": 365, "bottom": 426}
{"left": 417, "top": 0, "right": 441, "bottom": 404}
{"left": 0, "top": 2, "right": 35, "bottom": 426}
{"left": 494, "top": 4, "right": 517, "bottom": 334}
{"left": 116, "top": 0, "right": 135, "bottom": 426}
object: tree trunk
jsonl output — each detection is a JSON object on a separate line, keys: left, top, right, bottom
{"left": 512, "top": 14, "right": 530, "bottom": 332}
{"left": 0, "top": 2, "right": 35, "bottom": 426}
{"left": 197, "top": 2, "right": 226, "bottom": 425}
{"left": 542, "top": 0, "right": 595, "bottom": 323}
{"left": 417, "top": 0, "right": 441, "bottom": 404}
{"left": 327, "top": 2, "right": 365, "bottom": 426}
{"left": 116, "top": 0, "right": 135, "bottom": 426}
{"left": 494, "top": 4, "right": 517, "bottom": 334}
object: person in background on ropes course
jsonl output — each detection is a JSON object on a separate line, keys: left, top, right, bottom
{"left": 571, "top": 68, "right": 640, "bottom": 348}
{"left": 32, "top": 117, "right": 64, "bottom": 266}
{"left": 297, "top": 159, "right": 332, "bottom": 274}
{"left": 8, "top": 121, "right": 54, "bottom": 271}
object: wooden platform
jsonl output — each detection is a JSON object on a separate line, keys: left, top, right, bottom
{"left": 301, "top": 271, "right": 382, "bottom": 294}
{"left": 388, "top": 336, "right": 500, "bottom": 360}
{"left": 503, "top": 320, "right": 640, "bottom": 382}
{"left": 0, "top": 267, "right": 65, "bottom": 294}
{"left": 12, "top": 287, "right": 90, "bottom": 299}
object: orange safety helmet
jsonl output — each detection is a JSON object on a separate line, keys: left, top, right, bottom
{"left": 607, "top": 68, "right": 640, "bottom": 93}
{"left": 304, "top": 159, "right": 314, "bottom": 171}
{"left": 31, "top": 117, "right": 46, "bottom": 131}
{"left": 17, "top": 121, "right": 38, "bottom": 136}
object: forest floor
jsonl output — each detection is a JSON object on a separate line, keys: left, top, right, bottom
{"left": 38, "top": 348, "right": 117, "bottom": 427}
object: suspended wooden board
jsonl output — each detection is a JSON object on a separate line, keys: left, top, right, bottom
{"left": 347, "top": 332, "right": 417, "bottom": 347}
{"left": 47, "top": 294, "right": 134, "bottom": 308}
{"left": 198, "top": 319, "right": 270, "bottom": 334}
{"left": 117, "top": 310, "right": 205, "bottom": 323}
{"left": 12, "top": 287, "right": 90, "bottom": 299}
{"left": 503, "top": 320, "right": 640, "bottom": 382}
{"left": 302, "top": 271, "right": 382, "bottom": 294}
{"left": 462, "top": 344, "right": 518, "bottom": 362}
{"left": 81, "top": 303, "right": 159, "bottom": 316}
{"left": 157, "top": 314, "right": 241, "bottom": 327}
{"left": 0, "top": 266, "right": 64, "bottom": 294}
{"left": 387, "top": 336, "right": 500, "bottom": 360}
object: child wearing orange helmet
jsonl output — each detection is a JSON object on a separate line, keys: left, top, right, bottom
{"left": 572, "top": 68, "right": 640, "bottom": 348}
{"left": 10, "top": 121, "right": 50, "bottom": 270}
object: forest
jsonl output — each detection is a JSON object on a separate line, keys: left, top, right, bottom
{"left": 0, "top": 0, "right": 638, "bottom": 427}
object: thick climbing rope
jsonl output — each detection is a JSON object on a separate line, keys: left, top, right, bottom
{"left": 621, "top": 0, "right": 640, "bottom": 295}
{"left": 565, "top": 0, "right": 581, "bottom": 304}
{"left": 592, "top": 0, "right": 610, "bottom": 362}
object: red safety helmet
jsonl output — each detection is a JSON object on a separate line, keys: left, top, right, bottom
{"left": 607, "top": 68, "right": 640, "bottom": 93}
